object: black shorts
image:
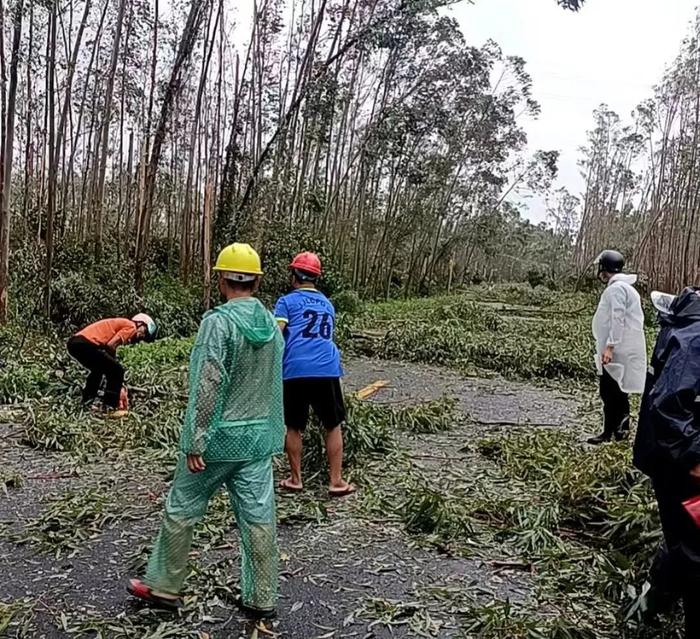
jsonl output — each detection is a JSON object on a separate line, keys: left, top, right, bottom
{"left": 283, "top": 377, "right": 346, "bottom": 431}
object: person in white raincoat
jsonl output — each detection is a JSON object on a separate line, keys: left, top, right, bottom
{"left": 589, "top": 249, "right": 647, "bottom": 445}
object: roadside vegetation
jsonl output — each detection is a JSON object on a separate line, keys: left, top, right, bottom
{"left": 0, "top": 284, "right": 676, "bottom": 638}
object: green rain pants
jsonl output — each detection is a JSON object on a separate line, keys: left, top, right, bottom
{"left": 144, "top": 454, "right": 278, "bottom": 612}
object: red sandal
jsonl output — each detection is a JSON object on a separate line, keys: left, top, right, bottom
{"left": 329, "top": 483, "right": 357, "bottom": 498}
{"left": 279, "top": 478, "right": 303, "bottom": 493}
{"left": 127, "top": 579, "right": 183, "bottom": 611}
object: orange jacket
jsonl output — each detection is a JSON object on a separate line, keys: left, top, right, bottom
{"left": 77, "top": 318, "right": 137, "bottom": 348}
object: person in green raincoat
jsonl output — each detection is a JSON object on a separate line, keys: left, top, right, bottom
{"left": 127, "top": 243, "right": 285, "bottom": 619}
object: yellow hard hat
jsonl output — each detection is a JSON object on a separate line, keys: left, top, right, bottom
{"left": 213, "top": 243, "right": 263, "bottom": 276}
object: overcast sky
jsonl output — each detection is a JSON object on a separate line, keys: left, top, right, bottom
{"left": 447, "top": 0, "right": 698, "bottom": 222}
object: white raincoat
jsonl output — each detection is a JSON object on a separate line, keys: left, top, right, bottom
{"left": 592, "top": 273, "right": 647, "bottom": 394}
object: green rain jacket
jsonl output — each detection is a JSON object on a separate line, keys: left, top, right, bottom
{"left": 179, "top": 297, "right": 285, "bottom": 462}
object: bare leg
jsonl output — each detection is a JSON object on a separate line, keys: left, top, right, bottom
{"left": 283, "top": 429, "right": 303, "bottom": 488}
{"left": 325, "top": 426, "right": 344, "bottom": 487}
{"left": 325, "top": 426, "right": 355, "bottom": 495}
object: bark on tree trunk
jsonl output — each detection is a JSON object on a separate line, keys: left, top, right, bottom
{"left": 43, "top": 3, "right": 56, "bottom": 318}
{"left": 135, "top": 0, "right": 210, "bottom": 294}
{"left": 0, "top": 0, "right": 22, "bottom": 321}
{"left": 93, "top": 0, "right": 127, "bottom": 260}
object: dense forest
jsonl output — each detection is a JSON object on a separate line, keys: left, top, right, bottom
{"left": 0, "top": 0, "right": 592, "bottom": 332}
{"left": 5, "top": 0, "right": 700, "bottom": 327}
{"left": 576, "top": 13, "right": 700, "bottom": 292}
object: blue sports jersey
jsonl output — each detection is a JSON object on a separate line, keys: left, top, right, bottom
{"left": 274, "top": 289, "right": 343, "bottom": 380}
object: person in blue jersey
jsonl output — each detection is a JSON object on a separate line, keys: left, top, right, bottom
{"left": 274, "top": 252, "right": 356, "bottom": 497}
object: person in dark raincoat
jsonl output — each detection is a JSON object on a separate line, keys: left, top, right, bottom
{"left": 632, "top": 287, "right": 700, "bottom": 637}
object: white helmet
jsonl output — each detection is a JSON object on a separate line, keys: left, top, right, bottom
{"left": 132, "top": 313, "right": 157, "bottom": 341}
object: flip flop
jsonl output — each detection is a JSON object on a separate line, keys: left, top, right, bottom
{"left": 279, "top": 479, "right": 303, "bottom": 493}
{"left": 126, "top": 579, "right": 183, "bottom": 611}
{"left": 329, "top": 484, "right": 356, "bottom": 498}
{"left": 105, "top": 409, "right": 129, "bottom": 420}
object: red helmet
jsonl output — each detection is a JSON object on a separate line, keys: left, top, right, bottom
{"left": 290, "top": 252, "right": 322, "bottom": 276}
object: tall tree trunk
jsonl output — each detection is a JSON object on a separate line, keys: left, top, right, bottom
{"left": 0, "top": 0, "right": 22, "bottom": 321}
{"left": 117, "top": 2, "right": 133, "bottom": 260}
{"left": 93, "top": 0, "right": 127, "bottom": 260}
{"left": 135, "top": 0, "right": 158, "bottom": 257}
{"left": 202, "top": 179, "right": 213, "bottom": 309}
{"left": 43, "top": 3, "right": 57, "bottom": 318}
{"left": 123, "top": 129, "right": 134, "bottom": 252}
{"left": 53, "top": 0, "right": 92, "bottom": 242}
{"left": 0, "top": 0, "right": 8, "bottom": 221}
{"left": 21, "top": 0, "right": 33, "bottom": 231}
{"left": 181, "top": 0, "right": 220, "bottom": 281}
{"left": 135, "top": 0, "right": 210, "bottom": 293}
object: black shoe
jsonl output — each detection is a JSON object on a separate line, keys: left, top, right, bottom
{"left": 235, "top": 596, "right": 276, "bottom": 620}
{"left": 623, "top": 582, "right": 670, "bottom": 629}
{"left": 81, "top": 395, "right": 98, "bottom": 408}
{"left": 587, "top": 432, "right": 612, "bottom": 445}
{"left": 614, "top": 416, "right": 631, "bottom": 441}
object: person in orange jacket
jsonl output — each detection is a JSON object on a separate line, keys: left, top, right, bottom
{"left": 66, "top": 314, "right": 157, "bottom": 415}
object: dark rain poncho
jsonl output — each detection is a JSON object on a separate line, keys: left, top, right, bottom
{"left": 633, "top": 288, "right": 700, "bottom": 634}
